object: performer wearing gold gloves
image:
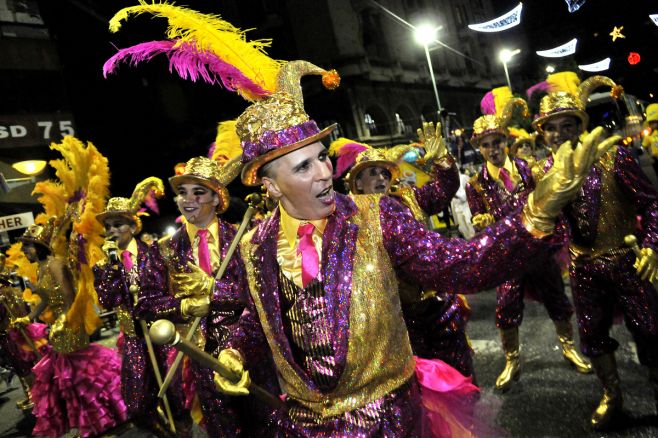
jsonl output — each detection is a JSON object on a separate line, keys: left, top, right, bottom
{"left": 330, "top": 130, "right": 475, "bottom": 380}
{"left": 207, "top": 58, "right": 617, "bottom": 435}
{"left": 466, "top": 88, "right": 591, "bottom": 392}
{"left": 532, "top": 71, "right": 658, "bottom": 430}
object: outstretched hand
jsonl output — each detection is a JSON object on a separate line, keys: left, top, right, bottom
{"left": 524, "top": 127, "right": 620, "bottom": 234}
{"left": 417, "top": 122, "right": 448, "bottom": 163}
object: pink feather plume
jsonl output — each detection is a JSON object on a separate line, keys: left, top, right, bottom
{"left": 103, "top": 40, "right": 270, "bottom": 99}
{"left": 334, "top": 143, "right": 368, "bottom": 179}
{"left": 526, "top": 81, "right": 550, "bottom": 99}
{"left": 480, "top": 91, "right": 496, "bottom": 115}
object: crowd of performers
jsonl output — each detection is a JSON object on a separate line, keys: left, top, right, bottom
{"left": 1, "top": 3, "right": 658, "bottom": 437}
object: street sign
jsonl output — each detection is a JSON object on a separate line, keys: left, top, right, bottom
{"left": 0, "top": 212, "right": 34, "bottom": 232}
{"left": 0, "top": 114, "right": 76, "bottom": 148}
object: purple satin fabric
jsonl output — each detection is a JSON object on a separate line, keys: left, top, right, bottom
{"left": 241, "top": 121, "right": 321, "bottom": 163}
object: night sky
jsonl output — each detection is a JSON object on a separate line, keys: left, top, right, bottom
{"left": 29, "top": 0, "right": 658, "bottom": 233}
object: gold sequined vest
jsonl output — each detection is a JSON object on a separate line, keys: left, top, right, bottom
{"left": 241, "top": 194, "right": 415, "bottom": 419}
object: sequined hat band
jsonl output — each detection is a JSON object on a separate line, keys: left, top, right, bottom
{"left": 241, "top": 120, "right": 321, "bottom": 164}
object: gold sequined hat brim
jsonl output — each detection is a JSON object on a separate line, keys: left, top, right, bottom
{"left": 347, "top": 160, "right": 399, "bottom": 194}
{"left": 168, "top": 175, "right": 230, "bottom": 214}
{"left": 241, "top": 123, "right": 337, "bottom": 186}
{"left": 532, "top": 109, "right": 588, "bottom": 132}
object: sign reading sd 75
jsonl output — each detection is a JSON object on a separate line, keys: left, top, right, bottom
{"left": 0, "top": 114, "right": 76, "bottom": 148}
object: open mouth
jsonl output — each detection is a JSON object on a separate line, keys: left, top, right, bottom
{"left": 375, "top": 184, "right": 387, "bottom": 191}
{"left": 316, "top": 186, "right": 335, "bottom": 205}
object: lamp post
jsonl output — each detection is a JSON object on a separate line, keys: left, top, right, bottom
{"left": 414, "top": 23, "right": 447, "bottom": 136}
{"left": 499, "top": 48, "right": 521, "bottom": 92}
{"left": 0, "top": 160, "right": 47, "bottom": 194}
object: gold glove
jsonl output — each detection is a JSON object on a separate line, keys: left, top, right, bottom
{"left": 9, "top": 315, "right": 30, "bottom": 329}
{"left": 472, "top": 213, "right": 495, "bottom": 230}
{"left": 634, "top": 247, "right": 658, "bottom": 283}
{"left": 523, "top": 127, "right": 620, "bottom": 234}
{"left": 172, "top": 262, "right": 214, "bottom": 298}
{"left": 417, "top": 121, "right": 448, "bottom": 164}
{"left": 213, "top": 349, "right": 251, "bottom": 396}
{"left": 181, "top": 295, "right": 210, "bottom": 318}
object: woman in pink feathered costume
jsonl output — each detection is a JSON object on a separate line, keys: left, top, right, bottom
{"left": 18, "top": 222, "right": 127, "bottom": 438}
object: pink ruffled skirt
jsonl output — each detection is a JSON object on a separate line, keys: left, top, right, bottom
{"left": 31, "top": 343, "right": 128, "bottom": 438}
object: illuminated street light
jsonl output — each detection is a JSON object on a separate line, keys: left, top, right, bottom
{"left": 546, "top": 65, "right": 556, "bottom": 73}
{"left": 414, "top": 23, "right": 445, "bottom": 136}
{"left": 12, "top": 160, "right": 47, "bottom": 176}
{"left": 499, "top": 48, "right": 521, "bottom": 92}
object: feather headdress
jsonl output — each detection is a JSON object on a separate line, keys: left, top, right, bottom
{"left": 106, "top": 1, "right": 283, "bottom": 101}
{"left": 31, "top": 136, "right": 110, "bottom": 334}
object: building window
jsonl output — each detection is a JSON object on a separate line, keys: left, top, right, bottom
{"left": 364, "top": 113, "right": 378, "bottom": 135}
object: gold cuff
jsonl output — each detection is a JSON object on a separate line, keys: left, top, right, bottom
{"left": 521, "top": 209, "right": 553, "bottom": 238}
{"left": 435, "top": 154, "right": 455, "bottom": 169}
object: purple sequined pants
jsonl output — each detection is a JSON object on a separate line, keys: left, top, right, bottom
{"left": 404, "top": 296, "right": 474, "bottom": 378}
{"left": 121, "top": 336, "right": 185, "bottom": 421}
{"left": 496, "top": 253, "right": 573, "bottom": 329}
{"left": 570, "top": 250, "right": 658, "bottom": 365}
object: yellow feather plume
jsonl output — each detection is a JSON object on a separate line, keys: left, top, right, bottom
{"left": 212, "top": 120, "right": 242, "bottom": 164}
{"left": 546, "top": 71, "right": 581, "bottom": 95}
{"left": 31, "top": 136, "right": 110, "bottom": 335}
{"left": 109, "top": 1, "right": 283, "bottom": 100}
{"left": 328, "top": 137, "right": 370, "bottom": 157}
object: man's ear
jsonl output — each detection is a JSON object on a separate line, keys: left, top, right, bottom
{"left": 129, "top": 223, "right": 138, "bottom": 235}
{"left": 262, "top": 176, "right": 282, "bottom": 199}
{"left": 355, "top": 176, "right": 364, "bottom": 192}
{"left": 212, "top": 192, "right": 220, "bottom": 207}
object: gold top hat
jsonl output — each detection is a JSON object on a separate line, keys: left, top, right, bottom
{"left": 96, "top": 177, "right": 165, "bottom": 233}
{"left": 471, "top": 97, "right": 529, "bottom": 145}
{"left": 238, "top": 60, "right": 340, "bottom": 186}
{"left": 346, "top": 148, "right": 399, "bottom": 194}
{"left": 532, "top": 73, "right": 623, "bottom": 131}
{"left": 18, "top": 219, "right": 57, "bottom": 252}
{"left": 169, "top": 157, "right": 235, "bottom": 213}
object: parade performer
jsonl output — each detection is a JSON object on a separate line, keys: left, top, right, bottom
{"left": 0, "top": 253, "right": 48, "bottom": 411}
{"left": 330, "top": 134, "right": 475, "bottom": 379}
{"left": 18, "top": 136, "right": 127, "bottom": 438}
{"left": 531, "top": 71, "right": 658, "bottom": 429}
{"left": 204, "top": 57, "right": 616, "bottom": 436}
{"left": 467, "top": 87, "right": 591, "bottom": 392}
{"left": 508, "top": 127, "right": 539, "bottom": 167}
{"left": 93, "top": 177, "right": 185, "bottom": 434}
{"left": 130, "top": 156, "right": 248, "bottom": 436}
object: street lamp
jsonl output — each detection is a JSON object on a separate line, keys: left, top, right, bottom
{"left": 499, "top": 48, "right": 521, "bottom": 92}
{"left": 12, "top": 160, "right": 47, "bottom": 176}
{"left": 0, "top": 160, "right": 47, "bottom": 194}
{"left": 545, "top": 64, "right": 556, "bottom": 74}
{"left": 414, "top": 23, "right": 445, "bottom": 133}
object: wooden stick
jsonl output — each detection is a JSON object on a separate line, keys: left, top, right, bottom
{"left": 139, "top": 319, "right": 177, "bottom": 433}
{"left": 158, "top": 198, "right": 259, "bottom": 398}
{"left": 150, "top": 320, "right": 285, "bottom": 410}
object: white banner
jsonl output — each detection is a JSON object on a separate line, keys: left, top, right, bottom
{"left": 0, "top": 212, "right": 34, "bottom": 232}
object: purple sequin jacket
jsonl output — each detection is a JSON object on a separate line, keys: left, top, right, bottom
{"left": 465, "top": 158, "right": 534, "bottom": 221}
{"left": 542, "top": 145, "right": 658, "bottom": 252}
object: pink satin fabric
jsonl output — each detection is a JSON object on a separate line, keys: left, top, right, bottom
{"left": 196, "top": 229, "right": 213, "bottom": 275}
{"left": 121, "top": 250, "right": 134, "bottom": 272}
{"left": 297, "top": 223, "right": 319, "bottom": 288}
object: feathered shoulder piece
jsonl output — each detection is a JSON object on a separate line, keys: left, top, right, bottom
{"left": 105, "top": 0, "right": 283, "bottom": 102}
{"left": 32, "top": 136, "right": 110, "bottom": 335}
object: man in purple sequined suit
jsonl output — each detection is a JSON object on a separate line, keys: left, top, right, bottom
{"left": 466, "top": 115, "right": 591, "bottom": 392}
{"left": 532, "top": 72, "right": 658, "bottom": 429}
{"left": 208, "top": 61, "right": 614, "bottom": 436}
{"left": 333, "top": 132, "right": 474, "bottom": 379}
{"left": 93, "top": 181, "right": 186, "bottom": 434}
{"left": 140, "top": 157, "right": 255, "bottom": 437}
